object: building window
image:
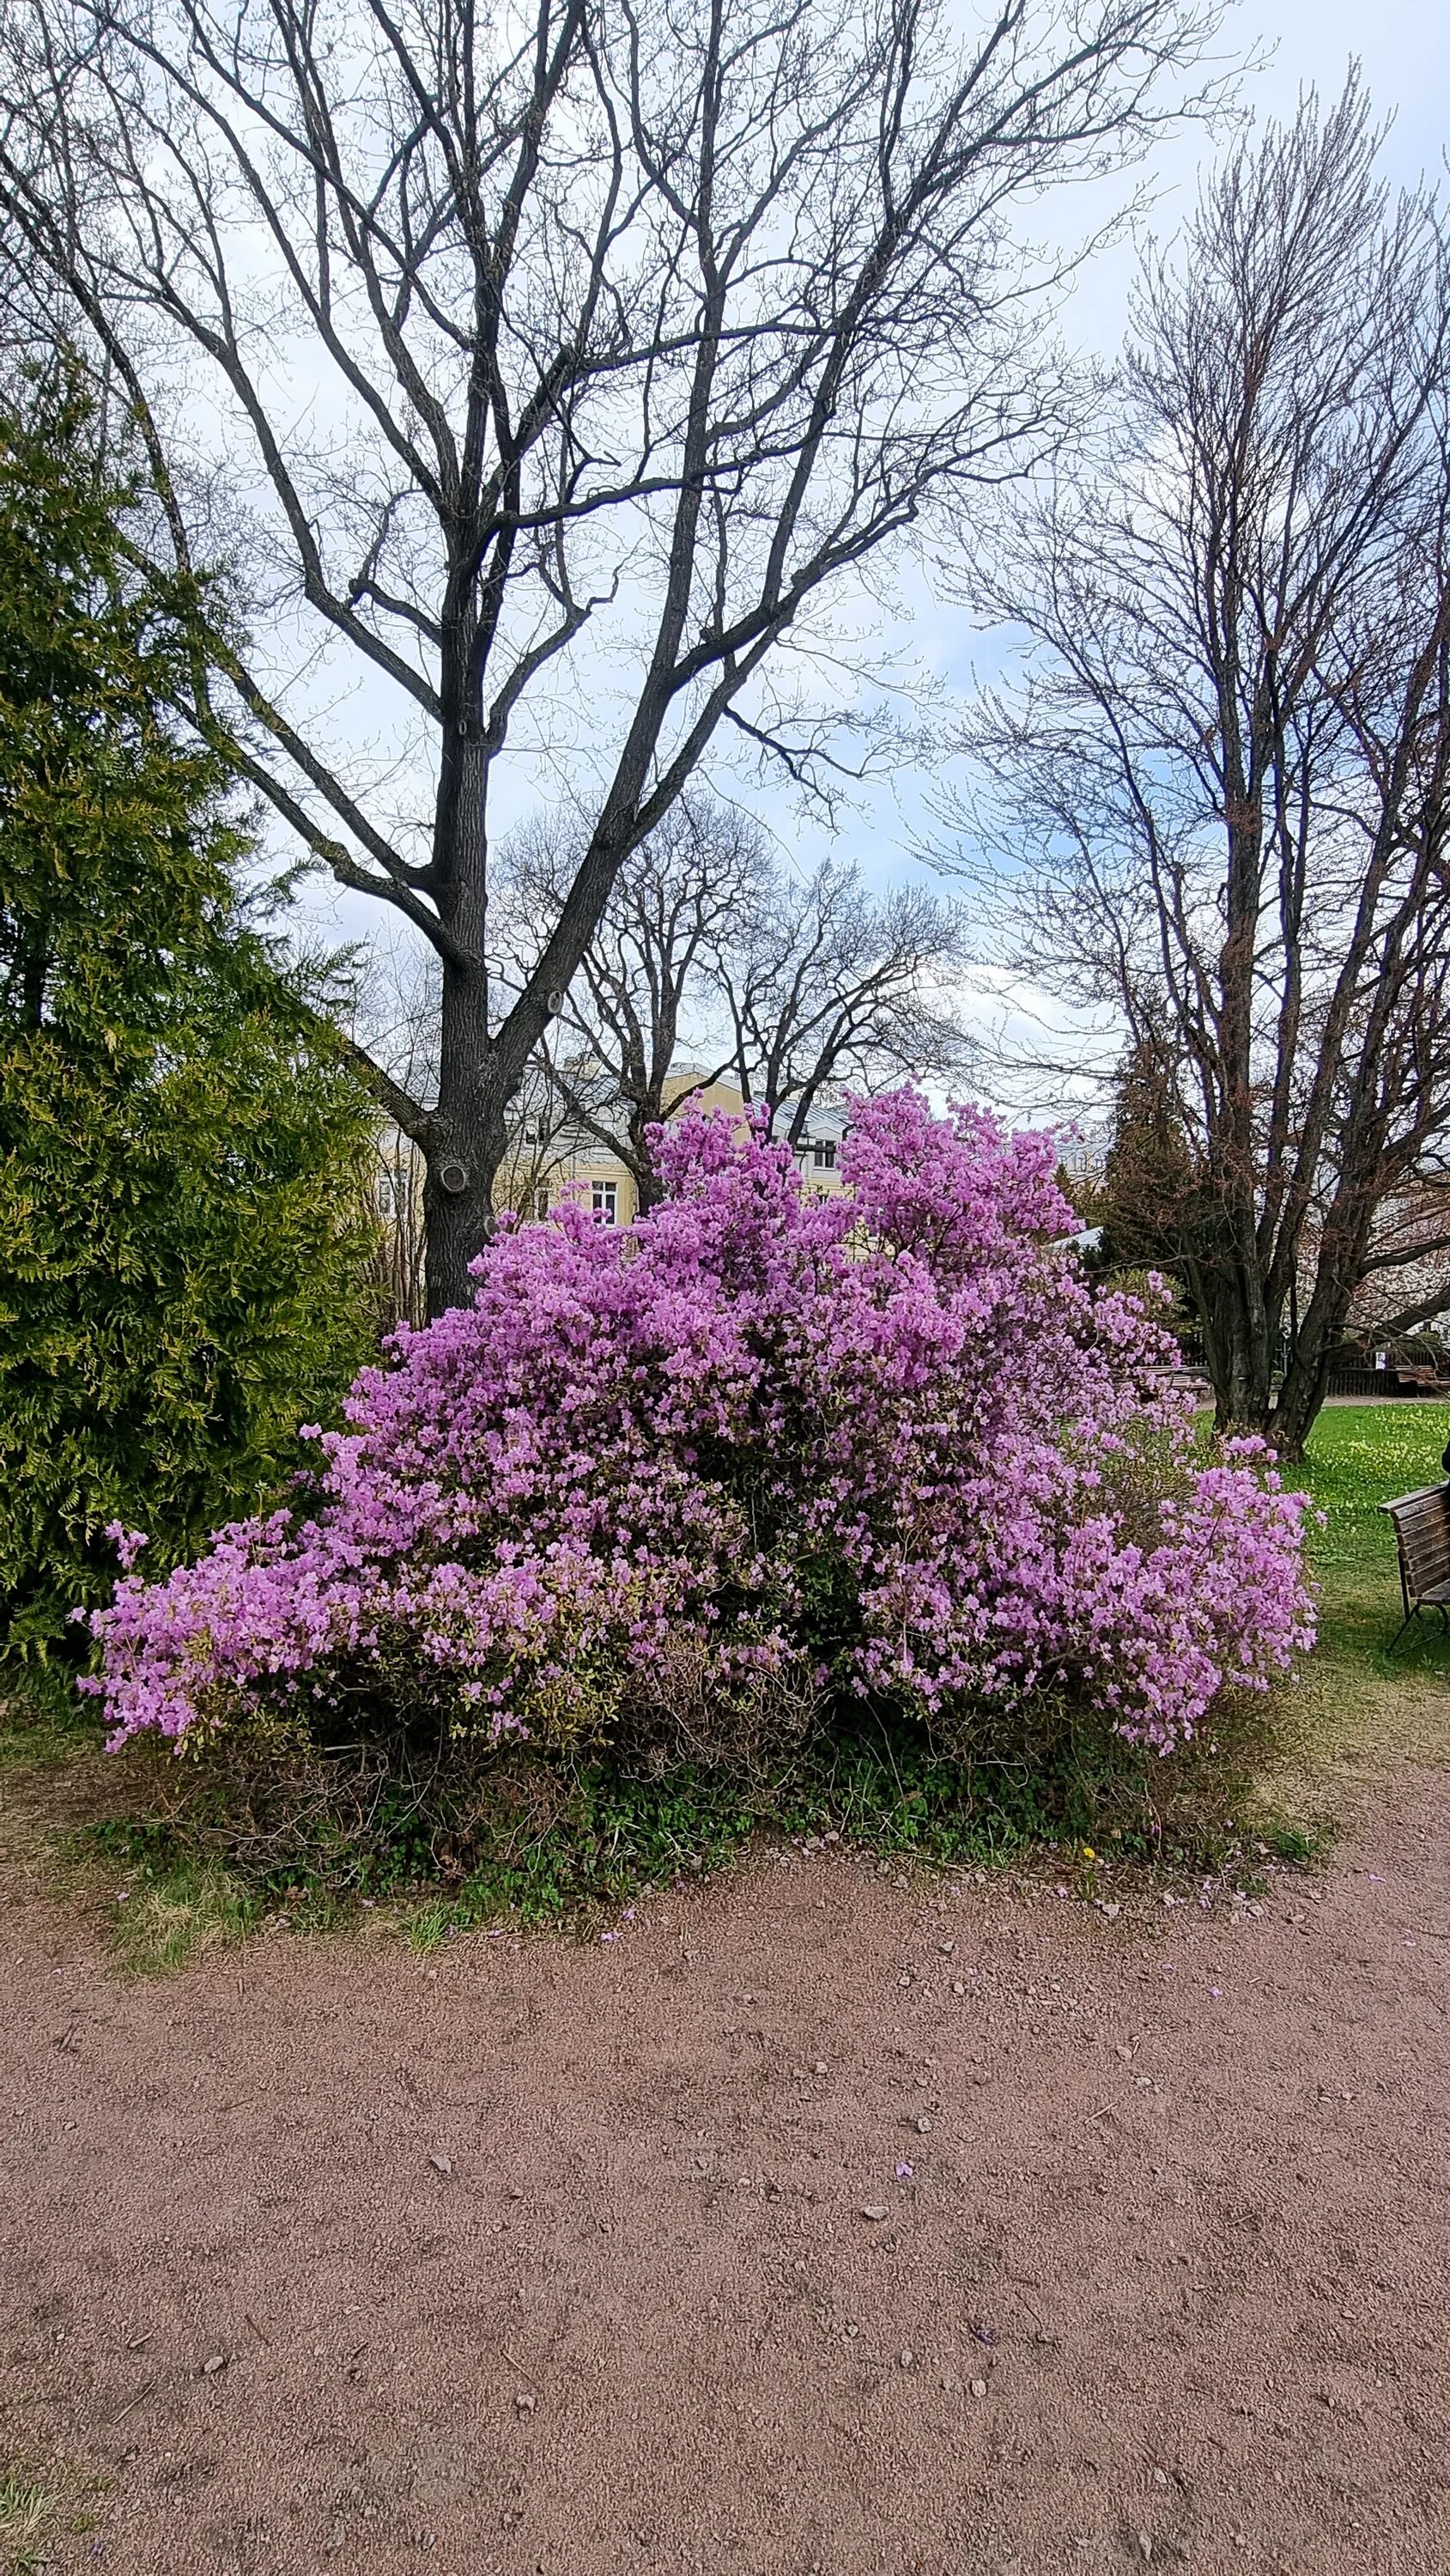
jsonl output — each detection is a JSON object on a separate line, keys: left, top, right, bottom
{"left": 592, "top": 1180, "right": 618, "bottom": 1226}
{"left": 532, "top": 1188, "right": 550, "bottom": 1222}
{"left": 810, "top": 1141, "right": 837, "bottom": 1171}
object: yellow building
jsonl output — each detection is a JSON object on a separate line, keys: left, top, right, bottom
{"left": 375, "top": 1079, "right": 852, "bottom": 1324}
{"left": 506, "top": 1074, "right": 851, "bottom": 1227}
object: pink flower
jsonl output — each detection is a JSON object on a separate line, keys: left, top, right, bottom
{"left": 85, "top": 1089, "right": 1313, "bottom": 1762}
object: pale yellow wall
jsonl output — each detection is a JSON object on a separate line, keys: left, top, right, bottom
{"left": 659, "top": 1072, "right": 749, "bottom": 1120}
{"left": 499, "top": 1076, "right": 850, "bottom": 1222}
{"left": 502, "top": 1077, "right": 748, "bottom": 1227}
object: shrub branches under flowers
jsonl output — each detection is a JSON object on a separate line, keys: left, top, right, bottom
{"left": 85, "top": 1093, "right": 1315, "bottom": 1767}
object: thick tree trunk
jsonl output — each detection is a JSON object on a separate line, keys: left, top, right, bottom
{"left": 1195, "top": 1242, "right": 1353, "bottom": 1461}
{"left": 1194, "top": 1252, "right": 1279, "bottom": 1438}
{"left": 423, "top": 707, "right": 507, "bottom": 1318}
{"left": 1267, "top": 1236, "right": 1362, "bottom": 1461}
{"left": 423, "top": 951, "right": 510, "bottom": 1317}
{"left": 422, "top": 1091, "right": 507, "bottom": 1317}
{"left": 628, "top": 1101, "right": 667, "bottom": 1215}
{"left": 1268, "top": 1343, "right": 1332, "bottom": 1463}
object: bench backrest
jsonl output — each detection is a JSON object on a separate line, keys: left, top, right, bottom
{"left": 1381, "top": 1485, "right": 1450, "bottom": 1600}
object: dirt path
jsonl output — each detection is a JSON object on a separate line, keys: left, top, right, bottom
{"left": 3, "top": 1773, "right": 1448, "bottom": 2576}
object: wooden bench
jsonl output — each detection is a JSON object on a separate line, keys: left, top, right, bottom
{"left": 1381, "top": 1485, "right": 1450, "bottom": 1643}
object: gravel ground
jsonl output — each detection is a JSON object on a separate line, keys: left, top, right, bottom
{"left": 3, "top": 1769, "right": 1448, "bottom": 2576}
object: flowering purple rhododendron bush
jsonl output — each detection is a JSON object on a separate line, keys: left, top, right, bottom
{"left": 85, "top": 1091, "right": 1314, "bottom": 1766}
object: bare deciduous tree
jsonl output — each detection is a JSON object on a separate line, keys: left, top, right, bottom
{"left": 356, "top": 953, "right": 437, "bottom": 1331}
{"left": 945, "top": 79, "right": 1450, "bottom": 1456}
{"left": 0, "top": 0, "right": 1220, "bottom": 1311}
{"left": 505, "top": 796, "right": 972, "bottom": 1203}
{"left": 707, "top": 848, "right": 972, "bottom": 1139}
{"left": 1345, "top": 1187, "right": 1450, "bottom": 1345}
{"left": 502, "top": 793, "right": 766, "bottom": 1207}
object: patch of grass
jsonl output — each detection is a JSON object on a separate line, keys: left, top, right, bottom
{"left": 0, "top": 1669, "right": 131, "bottom": 1886}
{"left": 85, "top": 1822, "right": 258, "bottom": 1975}
{"left": 113, "top": 1863, "right": 258, "bottom": 1976}
{"left": 1258, "top": 1819, "right": 1326, "bottom": 1866}
{"left": 401, "top": 1693, "right": 1289, "bottom": 1945}
{"left": 0, "top": 1663, "right": 100, "bottom": 1771}
{"left": 0, "top": 2468, "right": 54, "bottom": 2576}
{"left": 406, "top": 1765, "right": 760, "bottom": 1947}
{"left": 1284, "top": 1403, "right": 1450, "bottom": 1780}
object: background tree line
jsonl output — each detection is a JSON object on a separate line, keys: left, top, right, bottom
{"left": 947, "top": 78, "right": 1450, "bottom": 1457}
{"left": 3, "top": 0, "right": 1448, "bottom": 1668}
{"left": 507, "top": 799, "right": 970, "bottom": 1206}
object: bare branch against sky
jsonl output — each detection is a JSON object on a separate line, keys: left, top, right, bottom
{"left": 940, "top": 77, "right": 1450, "bottom": 1454}
{"left": 0, "top": 0, "right": 1223, "bottom": 1309}
{"left": 501, "top": 792, "right": 972, "bottom": 1205}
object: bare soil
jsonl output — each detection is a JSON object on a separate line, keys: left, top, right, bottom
{"left": 3, "top": 1771, "right": 1448, "bottom": 2576}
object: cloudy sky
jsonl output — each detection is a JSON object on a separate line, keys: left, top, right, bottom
{"left": 269, "top": 0, "right": 1447, "bottom": 1088}
{"left": 819, "top": 0, "right": 1450, "bottom": 1108}
{"left": 858, "top": 0, "right": 1450, "bottom": 842}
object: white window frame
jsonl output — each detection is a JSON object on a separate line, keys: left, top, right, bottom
{"left": 592, "top": 1180, "right": 619, "bottom": 1226}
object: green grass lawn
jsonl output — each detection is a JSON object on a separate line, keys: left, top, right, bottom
{"left": 1288, "top": 1401, "right": 1450, "bottom": 1778}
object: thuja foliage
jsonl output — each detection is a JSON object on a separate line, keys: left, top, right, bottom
{"left": 89, "top": 1090, "right": 1314, "bottom": 1778}
{"left": 0, "top": 372, "right": 378, "bottom": 1653}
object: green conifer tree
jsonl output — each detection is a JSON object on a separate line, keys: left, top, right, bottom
{"left": 1096, "top": 1037, "right": 1201, "bottom": 1274}
{"left": 0, "top": 369, "right": 377, "bottom": 1652}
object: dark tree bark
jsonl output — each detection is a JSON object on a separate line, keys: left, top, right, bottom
{"left": 1, "top": 0, "right": 1222, "bottom": 1311}
{"left": 947, "top": 77, "right": 1450, "bottom": 1458}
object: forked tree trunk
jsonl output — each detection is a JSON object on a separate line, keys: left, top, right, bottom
{"left": 1267, "top": 1228, "right": 1364, "bottom": 1462}
{"left": 1192, "top": 1251, "right": 1280, "bottom": 1442}
{"left": 1192, "top": 1236, "right": 1359, "bottom": 1463}
{"left": 1268, "top": 1347, "right": 1332, "bottom": 1465}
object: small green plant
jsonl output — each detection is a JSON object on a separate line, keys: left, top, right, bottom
{"left": 85, "top": 1826, "right": 258, "bottom": 1976}
{"left": 390, "top": 1692, "right": 1293, "bottom": 1944}
{"left": 1259, "top": 1820, "right": 1325, "bottom": 1867}
{"left": 0, "top": 2467, "right": 54, "bottom": 2575}
{"left": 406, "top": 1763, "right": 761, "bottom": 1947}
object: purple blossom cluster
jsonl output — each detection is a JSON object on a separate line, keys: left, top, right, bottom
{"left": 85, "top": 1091, "right": 1315, "bottom": 1759}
